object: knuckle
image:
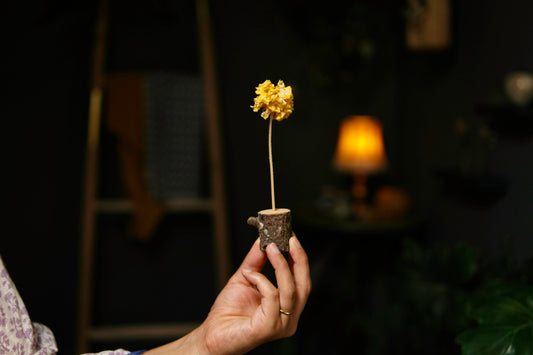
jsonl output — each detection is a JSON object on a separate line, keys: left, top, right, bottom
{"left": 289, "top": 288, "right": 298, "bottom": 303}
{"left": 286, "top": 282, "right": 297, "bottom": 296}
{"left": 269, "top": 287, "right": 280, "bottom": 299}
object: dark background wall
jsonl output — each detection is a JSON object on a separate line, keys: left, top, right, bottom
{"left": 4, "top": 0, "right": 533, "bottom": 354}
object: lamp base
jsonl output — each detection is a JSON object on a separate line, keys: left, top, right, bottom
{"left": 351, "top": 174, "right": 372, "bottom": 220}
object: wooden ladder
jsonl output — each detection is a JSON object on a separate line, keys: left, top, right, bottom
{"left": 76, "top": 0, "right": 230, "bottom": 352}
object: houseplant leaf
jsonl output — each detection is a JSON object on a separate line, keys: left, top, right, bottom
{"left": 456, "top": 294, "right": 533, "bottom": 355}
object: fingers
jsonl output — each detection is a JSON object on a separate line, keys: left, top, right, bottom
{"left": 266, "top": 243, "right": 296, "bottom": 319}
{"left": 289, "top": 235, "right": 312, "bottom": 306}
{"left": 241, "top": 269, "right": 280, "bottom": 328}
{"left": 238, "top": 238, "right": 267, "bottom": 274}
{"left": 240, "top": 235, "right": 311, "bottom": 341}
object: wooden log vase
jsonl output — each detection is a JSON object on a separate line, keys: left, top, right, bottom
{"left": 247, "top": 208, "right": 292, "bottom": 252}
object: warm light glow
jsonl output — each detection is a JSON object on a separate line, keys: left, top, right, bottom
{"left": 333, "top": 116, "right": 387, "bottom": 174}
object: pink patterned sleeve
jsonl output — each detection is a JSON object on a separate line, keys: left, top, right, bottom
{"left": 0, "top": 257, "right": 139, "bottom": 355}
{"left": 0, "top": 256, "right": 58, "bottom": 355}
{"left": 82, "top": 350, "right": 132, "bottom": 355}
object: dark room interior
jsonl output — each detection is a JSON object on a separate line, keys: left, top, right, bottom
{"left": 4, "top": 0, "right": 533, "bottom": 354}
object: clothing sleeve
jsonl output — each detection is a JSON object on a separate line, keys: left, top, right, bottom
{"left": 82, "top": 350, "right": 147, "bottom": 355}
{"left": 81, "top": 350, "right": 141, "bottom": 355}
{"left": 0, "top": 256, "right": 58, "bottom": 354}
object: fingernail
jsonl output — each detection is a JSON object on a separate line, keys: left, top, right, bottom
{"left": 290, "top": 236, "right": 302, "bottom": 249}
{"left": 268, "top": 243, "right": 281, "bottom": 255}
{"left": 242, "top": 268, "right": 252, "bottom": 274}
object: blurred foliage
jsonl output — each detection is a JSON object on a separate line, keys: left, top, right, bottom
{"left": 356, "top": 238, "right": 533, "bottom": 355}
{"left": 276, "top": 0, "right": 401, "bottom": 91}
{"left": 456, "top": 287, "right": 533, "bottom": 355}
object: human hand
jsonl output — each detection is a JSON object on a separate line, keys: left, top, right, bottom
{"left": 200, "top": 234, "right": 311, "bottom": 355}
{"left": 144, "top": 235, "right": 311, "bottom": 355}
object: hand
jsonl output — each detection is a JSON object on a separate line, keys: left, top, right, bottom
{"left": 144, "top": 235, "right": 311, "bottom": 355}
{"left": 200, "top": 235, "right": 311, "bottom": 355}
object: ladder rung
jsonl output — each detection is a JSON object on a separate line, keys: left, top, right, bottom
{"left": 95, "top": 198, "right": 214, "bottom": 213}
{"left": 88, "top": 322, "right": 201, "bottom": 341}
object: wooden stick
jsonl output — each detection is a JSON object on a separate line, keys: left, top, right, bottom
{"left": 196, "top": 0, "right": 231, "bottom": 291}
{"left": 78, "top": 0, "right": 108, "bottom": 352}
{"left": 269, "top": 117, "right": 276, "bottom": 210}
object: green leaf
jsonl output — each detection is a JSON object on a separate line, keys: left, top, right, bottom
{"left": 456, "top": 296, "right": 533, "bottom": 355}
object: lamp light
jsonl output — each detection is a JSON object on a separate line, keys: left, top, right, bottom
{"left": 333, "top": 115, "right": 387, "bottom": 218}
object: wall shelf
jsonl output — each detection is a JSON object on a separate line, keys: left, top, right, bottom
{"left": 95, "top": 198, "right": 213, "bottom": 213}
{"left": 476, "top": 104, "right": 533, "bottom": 139}
{"left": 87, "top": 322, "right": 200, "bottom": 342}
{"left": 436, "top": 170, "right": 508, "bottom": 205}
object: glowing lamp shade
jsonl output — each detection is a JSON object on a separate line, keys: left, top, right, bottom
{"left": 334, "top": 116, "right": 387, "bottom": 174}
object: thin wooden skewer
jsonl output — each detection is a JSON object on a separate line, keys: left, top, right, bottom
{"left": 268, "top": 116, "right": 276, "bottom": 210}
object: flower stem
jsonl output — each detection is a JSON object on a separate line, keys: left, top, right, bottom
{"left": 269, "top": 117, "right": 276, "bottom": 210}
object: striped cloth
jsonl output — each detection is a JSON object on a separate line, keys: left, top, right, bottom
{"left": 144, "top": 72, "right": 204, "bottom": 200}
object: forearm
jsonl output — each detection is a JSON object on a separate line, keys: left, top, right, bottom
{"left": 143, "top": 326, "right": 210, "bottom": 355}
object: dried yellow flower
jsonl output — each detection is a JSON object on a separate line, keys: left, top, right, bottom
{"left": 251, "top": 80, "right": 294, "bottom": 121}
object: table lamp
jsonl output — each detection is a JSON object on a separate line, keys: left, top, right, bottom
{"left": 333, "top": 115, "right": 388, "bottom": 218}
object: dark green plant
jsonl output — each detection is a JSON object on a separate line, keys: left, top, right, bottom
{"left": 360, "top": 239, "right": 482, "bottom": 355}
{"left": 456, "top": 282, "right": 533, "bottom": 355}
{"left": 361, "top": 238, "right": 533, "bottom": 355}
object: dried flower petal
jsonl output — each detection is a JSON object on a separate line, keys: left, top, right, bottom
{"left": 251, "top": 80, "right": 294, "bottom": 121}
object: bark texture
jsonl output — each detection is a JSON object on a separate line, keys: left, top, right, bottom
{"left": 247, "top": 208, "right": 292, "bottom": 252}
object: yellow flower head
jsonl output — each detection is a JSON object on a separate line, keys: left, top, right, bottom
{"left": 251, "top": 80, "right": 294, "bottom": 121}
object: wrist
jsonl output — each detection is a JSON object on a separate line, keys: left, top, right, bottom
{"left": 142, "top": 323, "right": 210, "bottom": 355}
{"left": 174, "top": 325, "right": 211, "bottom": 355}
{"left": 188, "top": 322, "right": 211, "bottom": 355}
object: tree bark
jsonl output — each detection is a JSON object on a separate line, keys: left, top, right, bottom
{"left": 247, "top": 208, "right": 292, "bottom": 252}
